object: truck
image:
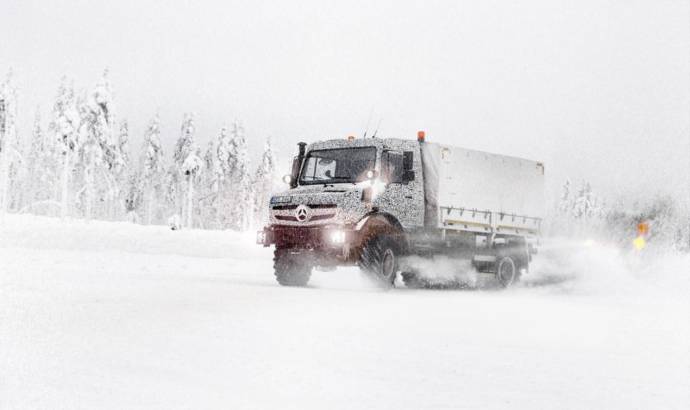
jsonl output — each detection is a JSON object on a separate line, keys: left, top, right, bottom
{"left": 257, "top": 132, "right": 545, "bottom": 288}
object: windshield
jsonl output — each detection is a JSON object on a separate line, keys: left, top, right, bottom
{"left": 299, "top": 147, "right": 377, "bottom": 184}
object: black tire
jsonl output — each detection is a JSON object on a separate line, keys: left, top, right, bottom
{"left": 401, "top": 270, "right": 427, "bottom": 289}
{"left": 274, "top": 249, "right": 312, "bottom": 287}
{"left": 358, "top": 235, "right": 399, "bottom": 287}
{"left": 496, "top": 255, "right": 519, "bottom": 287}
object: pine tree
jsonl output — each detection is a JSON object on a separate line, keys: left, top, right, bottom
{"left": 181, "top": 146, "right": 203, "bottom": 228}
{"left": 253, "top": 137, "right": 277, "bottom": 227}
{"left": 226, "top": 121, "right": 252, "bottom": 230}
{"left": 215, "top": 126, "right": 233, "bottom": 228}
{"left": 573, "top": 181, "right": 593, "bottom": 219}
{"left": 171, "top": 113, "right": 196, "bottom": 226}
{"left": 25, "top": 107, "right": 59, "bottom": 209}
{"left": 124, "top": 171, "right": 143, "bottom": 223}
{"left": 74, "top": 70, "right": 116, "bottom": 220}
{"left": 50, "top": 77, "right": 81, "bottom": 219}
{"left": 109, "top": 120, "right": 130, "bottom": 218}
{"left": 0, "top": 70, "right": 23, "bottom": 216}
{"left": 558, "top": 179, "right": 572, "bottom": 215}
{"left": 163, "top": 165, "right": 181, "bottom": 226}
{"left": 140, "top": 114, "right": 165, "bottom": 224}
{"left": 173, "top": 113, "right": 195, "bottom": 170}
{"left": 200, "top": 140, "right": 220, "bottom": 228}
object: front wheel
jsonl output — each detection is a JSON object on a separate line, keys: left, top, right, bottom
{"left": 401, "top": 270, "right": 427, "bottom": 289}
{"left": 358, "top": 236, "right": 399, "bottom": 287}
{"left": 274, "top": 249, "right": 312, "bottom": 287}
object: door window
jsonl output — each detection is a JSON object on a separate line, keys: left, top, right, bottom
{"left": 382, "top": 151, "right": 404, "bottom": 184}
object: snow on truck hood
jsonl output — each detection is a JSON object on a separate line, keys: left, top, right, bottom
{"left": 269, "top": 184, "right": 369, "bottom": 226}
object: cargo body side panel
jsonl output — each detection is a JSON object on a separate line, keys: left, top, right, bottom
{"left": 421, "top": 143, "right": 545, "bottom": 235}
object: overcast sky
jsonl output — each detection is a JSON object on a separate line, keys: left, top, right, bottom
{"left": 2, "top": 0, "right": 689, "bottom": 201}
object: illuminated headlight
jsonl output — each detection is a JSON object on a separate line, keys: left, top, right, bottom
{"left": 270, "top": 196, "right": 292, "bottom": 204}
{"left": 256, "top": 230, "right": 266, "bottom": 245}
{"left": 328, "top": 230, "right": 347, "bottom": 244}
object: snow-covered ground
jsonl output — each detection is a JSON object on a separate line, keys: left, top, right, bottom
{"left": 1, "top": 214, "right": 688, "bottom": 409}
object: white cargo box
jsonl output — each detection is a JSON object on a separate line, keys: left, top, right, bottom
{"left": 421, "top": 143, "right": 545, "bottom": 236}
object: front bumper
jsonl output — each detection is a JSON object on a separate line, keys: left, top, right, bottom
{"left": 257, "top": 225, "right": 356, "bottom": 250}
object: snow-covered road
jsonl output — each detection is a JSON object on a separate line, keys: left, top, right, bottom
{"left": 1, "top": 215, "right": 688, "bottom": 409}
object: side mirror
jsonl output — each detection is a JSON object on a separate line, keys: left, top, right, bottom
{"left": 289, "top": 156, "right": 301, "bottom": 188}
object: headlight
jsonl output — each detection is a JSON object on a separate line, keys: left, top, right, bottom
{"left": 328, "top": 230, "right": 346, "bottom": 244}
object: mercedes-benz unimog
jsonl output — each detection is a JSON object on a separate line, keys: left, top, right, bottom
{"left": 257, "top": 132, "right": 545, "bottom": 288}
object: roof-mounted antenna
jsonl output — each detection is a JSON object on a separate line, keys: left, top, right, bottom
{"left": 362, "top": 107, "right": 374, "bottom": 139}
{"left": 371, "top": 118, "right": 383, "bottom": 138}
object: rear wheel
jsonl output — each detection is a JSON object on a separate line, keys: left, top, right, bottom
{"left": 496, "top": 256, "right": 519, "bottom": 287}
{"left": 274, "top": 249, "right": 312, "bottom": 287}
{"left": 358, "top": 236, "right": 399, "bottom": 287}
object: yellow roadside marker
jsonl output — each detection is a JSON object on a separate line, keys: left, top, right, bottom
{"left": 633, "top": 236, "right": 646, "bottom": 251}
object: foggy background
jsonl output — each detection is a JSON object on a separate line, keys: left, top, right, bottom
{"left": 2, "top": 0, "right": 689, "bottom": 201}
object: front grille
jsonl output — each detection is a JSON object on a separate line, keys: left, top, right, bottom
{"left": 275, "top": 213, "right": 335, "bottom": 222}
{"left": 275, "top": 215, "right": 298, "bottom": 222}
{"left": 271, "top": 226, "right": 324, "bottom": 247}
{"left": 310, "top": 213, "right": 335, "bottom": 221}
{"left": 308, "top": 204, "right": 337, "bottom": 209}
{"left": 272, "top": 204, "right": 299, "bottom": 210}
{"left": 272, "top": 203, "right": 336, "bottom": 210}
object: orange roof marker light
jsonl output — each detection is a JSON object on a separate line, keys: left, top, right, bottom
{"left": 347, "top": 135, "right": 355, "bottom": 141}
{"left": 417, "top": 130, "right": 426, "bottom": 142}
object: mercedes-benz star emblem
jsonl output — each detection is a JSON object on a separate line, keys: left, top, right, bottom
{"left": 295, "top": 205, "right": 309, "bottom": 222}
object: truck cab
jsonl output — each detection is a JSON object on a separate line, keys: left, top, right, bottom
{"left": 270, "top": 138, "right": 424, "bottom": 227}
{"left": 258, "top": 137, "right": 424, "bottom": 286}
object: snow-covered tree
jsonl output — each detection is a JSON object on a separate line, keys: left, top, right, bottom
{"left": 216, "top": 126, "right": 232, "bottom": 178}
{"left": 124, "top": 171, "right": 143, "bottom": 223}
{"left": 72, "top": 70, "right": 118, "bottom": 220}
{"left": 253, "top": 137, "right": 277, "bottom": 227}
{"left": 199, "top": 140, "right": 220, "bottom": 228}
{"left": 49, "top": 77, "right": 81, "bottom": 218}
{"left": 173, "top": 113, "right": 195, "bottom": 170}
{"left": 558, "top": 179, "right": 572, "bottom": 215}
{"left": 214, "top": 126, "right": 233, "bottom": 228}
{"left": 225, "top": 121, "right": 253, "bottom": 230}
{"left": 24, "top": 108, "right": 43, "bottom": 203}
{"left": 139, "top": 114, "right": 165, "bottom": 224}
{"left": 108, "top": 119, "right": 130, "bottom": 218}
{"left": 0, "top": 70, "right": 23, "bottom": 216}
{"left": 24, "top": 107, "right": 59, "bottom": 212}
{"left": 572, "top": 181, "right": 596, "bottom": 219}
{"left": 181, "top": 146, "right": 203, "bottom": 228}
{"left": 108, "top": 120, "right": 129, "bottom": 178}
{"left": 171, "top": 113, "right": 196, "bottom": 226}
{"left": 163, "top": 165, "right": 181, "bottom": 226}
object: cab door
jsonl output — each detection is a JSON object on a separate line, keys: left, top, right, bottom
{"left": 375, "top": 146, "right": 425, "bottom": 229}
